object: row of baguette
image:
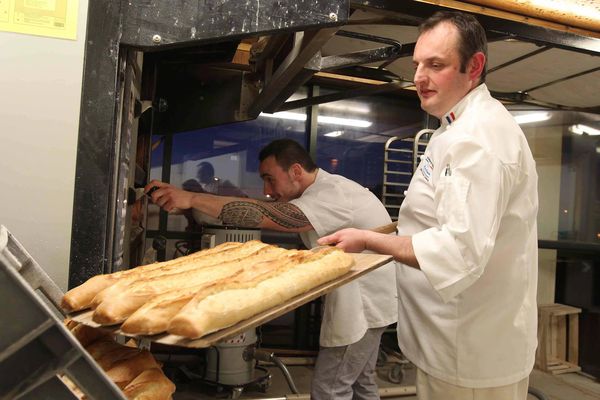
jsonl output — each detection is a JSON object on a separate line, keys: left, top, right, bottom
{"left": 62, "top": 241, "right": 354, "bottom": 338}
{"left": 62, "top": 321, "right": 175, "bottom": 400}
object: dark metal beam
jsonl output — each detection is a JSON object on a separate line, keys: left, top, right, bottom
{"left": 121, "top": 0, "right": 349, "bottom": 50}
{"left": 69, "top": 0, "right": 123, "bottom": 288}
{"left": 306, "top": 85, "right": 319, "bottom": 161}
{"left": 523, "top": 66, "right": 600, "bottom": 93}
{"left": 277, "top": 81, "right": 414, "bottom": 112}
{"left": 249, "top": 27, "right": 410, "bottom": 115}
{"left": 248, "top": 28, "right": 341, "bottom": 116}
{"left": 320, "top": 47, "right": 402, "bottom": 71}
{"left": 487, "top": 46, "right": 551, "bottom": 74}
{"left": 252, "top": 33, "right": 293, "bottom": 81}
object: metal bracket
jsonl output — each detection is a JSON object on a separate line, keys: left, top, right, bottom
{"left": 246, "top": 27, "right": 411, "bottom": 116}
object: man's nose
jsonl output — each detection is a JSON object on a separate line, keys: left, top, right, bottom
{"left": 413, "top": 65, "right": 426, "bottom": 85}
{"left": 263, "top": 182, "right": 273, "bottom": 197}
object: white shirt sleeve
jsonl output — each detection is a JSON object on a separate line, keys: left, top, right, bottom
{"left": 290, "top": 175, "right": 354, "bottom": 237}
{"left": 412, "top": 137, "right": 515, "bottom": 303}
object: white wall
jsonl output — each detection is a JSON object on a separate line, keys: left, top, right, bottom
{"left": 0, "top": 1, "right": 89, "bottom": 292}
{"left": 524, "top": 125, "right": 563, "bottom": 305}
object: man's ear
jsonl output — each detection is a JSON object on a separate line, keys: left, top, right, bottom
{"left": 290, "top": 163, "right": 303, "bottom": 179}
{"left": 469, "top": 52, "right": 486, "bottom": 82}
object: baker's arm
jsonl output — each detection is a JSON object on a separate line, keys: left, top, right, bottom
{"left": 318, "top": 228, "right": 420, "bottom": 268}
{"left": 145, "top": 180, "right": 313, "bottom": 232}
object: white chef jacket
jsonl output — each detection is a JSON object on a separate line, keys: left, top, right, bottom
{"left": 290, "top": 169, "right": 398, "bottom": 347}
{"left": 396, "top": 84, "right": 538, "bottom": 388}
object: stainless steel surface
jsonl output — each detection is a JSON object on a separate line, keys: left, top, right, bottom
{"left": 0, "top": 226, "right": 126, "bottom": 400}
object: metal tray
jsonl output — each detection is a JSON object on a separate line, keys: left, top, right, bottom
{"left": 70, "top": 252, "right": 393, "bottom": 348}
{"left": 0, "top": 225, "right": 126, "bottom": 400}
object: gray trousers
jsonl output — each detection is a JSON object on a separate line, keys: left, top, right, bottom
{"left": 311, "top": 327, "right": 386, "bottom": 400}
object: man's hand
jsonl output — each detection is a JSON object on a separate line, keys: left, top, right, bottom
{"left": 145, "top": 180, "right": 195, "bottom": 213}
{"left": 318, "top": 228, "right": 369, "bottom": 253}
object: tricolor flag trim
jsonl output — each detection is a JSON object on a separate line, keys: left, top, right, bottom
{"left": 445, "top": 111, "right": 456, "bottom": 124}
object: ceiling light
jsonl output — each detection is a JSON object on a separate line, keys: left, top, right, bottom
{"left": 514, "top": 112, "right": 551, "bottom": 125}
{"left": 260, "top": 112, "right": 372, "bottom": 128}
{"left": 319, "top": 115, "right": 372, "bottom": 127}
{"left": 322, "top": 102, "right": 371, "bottom": 114}
{"left": 260, "top": 111, "right": 306, "bottom": 121}
{"left": 569, "top": 124, "right": 600, "bottom": 136}
{"left": 324, "top": 130, "right": 344, "bottom": 137}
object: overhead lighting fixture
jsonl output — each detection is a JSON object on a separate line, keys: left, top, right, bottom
{"left": 324, "top": 130, "right": 344, "bottom": 138}
{"left": 514, "top": 112, "right": 551, "bottom": 125}
{"left": 569, "top": 124, "right": 600, "bottom": 136}
{"left": 322, "top": 102, "right": 371, "bottom": 114}
{"left": 260, "top": 112, "right": 372, "bottom": 128}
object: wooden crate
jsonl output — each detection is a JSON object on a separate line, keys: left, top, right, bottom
{"left": 535, "top": 303, "right": 582, "bottom": 375}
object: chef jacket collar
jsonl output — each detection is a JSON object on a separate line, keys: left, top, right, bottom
{"left": 441, "top": 84, "right": 488, "bottom": 128}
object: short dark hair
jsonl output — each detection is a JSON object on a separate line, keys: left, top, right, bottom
{"left": 419, "top": 11, "right": 487, "bottom": 82}
{"left": 259, "top": 139, "right": 317, "bottom": 172}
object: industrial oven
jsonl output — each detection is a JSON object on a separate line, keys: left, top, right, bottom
{"left": 58, "top": 0, "right": 600, "bottom": 396}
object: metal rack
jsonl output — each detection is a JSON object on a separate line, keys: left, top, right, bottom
{"left": 0, "top": 225, "right": 126, "bottom": 400}
{"left": 381, "top": 129, "right": 433, "bottom": 220}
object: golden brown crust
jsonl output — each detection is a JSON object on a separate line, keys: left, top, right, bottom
{"left": 61, "top": 241, "right": 246, "bottom": 312}
{"left": 84, "top": 338, "right": 124, "bottom": 360}
{"left": 120, "top": 250, "right": 309, "bottom": 335}
{"left": 105, "top": 351, "right": 160, "bottom": 387}
{"left": 89, "top": 241, "right": 269, "bottom": 309}
{"left": 168, "top": 249, "right": 353, "bottom": 338}
{"left": 92, "top": 245, "right": 285, "bottom": 325}
{"left": 122, "top": 368, "right": 176, "bottom": 400}
{"left": 95, "top": 346, "right": 141, "bottom": 370}
{"left": 70, "top": 323, "right": 110, "bottom": 347}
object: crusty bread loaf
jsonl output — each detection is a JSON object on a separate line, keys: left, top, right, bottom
{"left": 105, "top": 350, "right": 160, "bottom": 388}
{"left": 122, "top": 368, "right": 176, "bottom": 400}
{"left": 120, "top": 250, "right": 310, "bottom": 335}
{"left": 70, "top": 323, "right": 110, "bottom": 347}
{"left": 84, "top": 337, "right": 125, "bottom": 359}
{"left": 66, "top": 241, "right": 355, "bottom": 341}
{"left": 95, "top": 346, "right": 141, "bottom": 370}
{"left": 92, "top": 245, "right": 286, "bottom": 325}
{"left": 168, "top": 248, "right": 353, "bottom": 338}
{"left": 61, "top": 241, "right": 244, "bottom": 312}
{"left": 90, "top": 241, "right": 270, "bottom": 309}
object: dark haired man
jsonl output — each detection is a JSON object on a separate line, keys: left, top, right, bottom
{"left": 147, "top": 139, "right": 397, "bottom": 400}
{"left": 319, "top": 11, "right": 538, "bottom": 400}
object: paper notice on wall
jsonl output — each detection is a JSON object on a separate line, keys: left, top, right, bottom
{"left": 0, "top": 0, "right": 78, "bottom": 40}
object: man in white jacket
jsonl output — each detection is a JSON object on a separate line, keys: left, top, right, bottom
{"left": 147, "top": 139, "right": 397, "bottom": 400}
{"left": 319, "top": 11, "right": 538, "bottom": 400}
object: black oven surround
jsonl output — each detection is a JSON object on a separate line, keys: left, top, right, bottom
{"left": 69, "top": 0, "right": 600, "bottom": 288}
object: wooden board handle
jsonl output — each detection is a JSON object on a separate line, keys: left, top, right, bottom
{"left": 370, "top": 222, "right": 397, "bottom": 234}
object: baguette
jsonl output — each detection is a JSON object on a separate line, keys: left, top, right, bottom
{"left": 90, "top": 240, "right": 269, "bottom": 309}
{"left": 61, "top": 241, "right": 244, "bottom": 312}
{"left": 70, "top": 323, "right": 110, "bottom": 347}
{"left": 122, "top": 368, "right": 176, "bottom": 400}
{"left": 95, "top": 346, "right": 141, "bottom": 370}
{"left": 84, "top": 337, "right": 124, "bottom": 360}
{"left": 92, "top": 246, "right": 287, "bottom": 325}
{"left": 121, "top": 250, "right": 310, "bottom": 335}
{"left": 168, "top": 248, "right": 353, "bottom": 338}
{"left": 105, "top": 350, "right": 160, "bottom": 388}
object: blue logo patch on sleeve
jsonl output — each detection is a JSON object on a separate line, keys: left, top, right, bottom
{"left": 420, "top": 156, "right": 433, "bottom": 182}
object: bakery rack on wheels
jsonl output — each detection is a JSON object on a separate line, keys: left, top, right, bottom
{"left": 0, "top": 225, "right": 127, "bottom": 400}
{"left": 381, "top": 129, "right": 433, "bottom": 221}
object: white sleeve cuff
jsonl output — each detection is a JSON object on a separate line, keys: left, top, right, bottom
{"left": 412, "top": 228, "right": 481, "bottom": 303}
